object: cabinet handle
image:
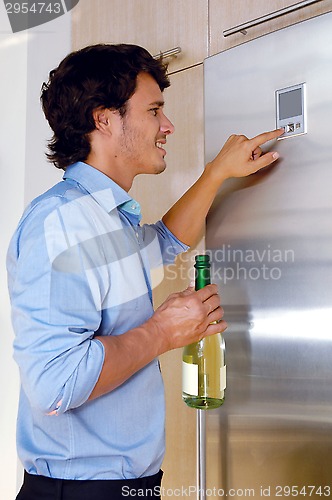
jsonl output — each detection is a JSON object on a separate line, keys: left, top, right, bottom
{"left": 153, "top": 47, "right": 182, "bottom": 60}
{"left": 223, "top": 0, "right": 324, "bottom": 37}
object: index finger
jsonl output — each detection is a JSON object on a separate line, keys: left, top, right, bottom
{"left": 250, "top": 128, "right": 284, "bottom": 150}
{"left": 195, "top": 283, "right": 219, "bottom": 301}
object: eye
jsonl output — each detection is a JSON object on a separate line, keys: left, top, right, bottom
{"left": 150, "top": 108, "right": 159, "bottom": 116}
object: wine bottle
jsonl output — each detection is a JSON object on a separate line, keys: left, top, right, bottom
{"left": 182, "top": 254, "right": 226, "bottom": 410}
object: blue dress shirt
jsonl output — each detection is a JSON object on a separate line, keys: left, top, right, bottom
{"left": 7, "top": 162, "right": 188, "bottom": 480}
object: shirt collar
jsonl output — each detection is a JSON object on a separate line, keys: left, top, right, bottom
{"left": 63, "top": 162, "right": 141, "bottom": 222}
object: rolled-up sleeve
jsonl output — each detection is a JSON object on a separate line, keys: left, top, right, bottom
{"left": 7, "top": 199, "right": 105, "bottom": 416}
{"left": 135, "top": 220, "right": 189, "bottom": 294}
{"left": 142, "top": 220, "right": 189, "bottom": 264}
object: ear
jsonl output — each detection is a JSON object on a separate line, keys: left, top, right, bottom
{"left": 92, "top": 107, "right": 111, "bottom": 132}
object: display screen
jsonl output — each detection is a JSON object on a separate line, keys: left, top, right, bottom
{"left": 279, "top": 88, "right": 302, "bottom": 120}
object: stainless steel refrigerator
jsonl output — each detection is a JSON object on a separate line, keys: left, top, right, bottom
{"left": 204, "top": 11, "right": 332, "bottom": 498}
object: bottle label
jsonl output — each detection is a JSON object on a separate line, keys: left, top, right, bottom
{"left": 182, "top": 361, "right": 198, "bottom": 396}
{"left": 220, "top": 365, "right": 227, "bottom": 391}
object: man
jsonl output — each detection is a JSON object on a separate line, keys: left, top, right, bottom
{"left": 7, "top": 44, "right": 283, "bottom": 499}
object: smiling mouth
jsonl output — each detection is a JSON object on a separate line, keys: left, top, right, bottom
{"left": 155, "top": 142, "right": 167, "bottom": 157}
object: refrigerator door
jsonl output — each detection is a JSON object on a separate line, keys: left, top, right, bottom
{"left": 204, "top": 12, "right": 332, "bottom": 497}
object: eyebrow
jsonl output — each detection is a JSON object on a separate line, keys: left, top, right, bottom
{"left": 148, "top": 101, "right": 165, "bottom": 107}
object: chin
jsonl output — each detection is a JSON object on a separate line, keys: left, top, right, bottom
{"left": 137, "top": 160, "right": 166, "bottom": 176}
{"left": 154, "top": 161, "right": 167, "bottom": 175}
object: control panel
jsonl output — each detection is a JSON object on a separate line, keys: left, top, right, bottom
{"left": 276, "top": 83, "right": 307, "bottom": 139}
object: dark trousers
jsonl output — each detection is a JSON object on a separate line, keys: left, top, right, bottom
{"left": 16, "top": 470, "right": 163, "bottom": 500}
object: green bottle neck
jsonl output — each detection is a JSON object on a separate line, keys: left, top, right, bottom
{"left": 194, "top": 260, "right": 211, "bottom": 290}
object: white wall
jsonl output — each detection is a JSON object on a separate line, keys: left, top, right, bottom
{"left": 0, "top": 5, "right": 71, "bottom": 497}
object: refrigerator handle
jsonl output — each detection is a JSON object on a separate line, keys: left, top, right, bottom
{"left": 223, "top": 0, "right": 324, "bottom": 37}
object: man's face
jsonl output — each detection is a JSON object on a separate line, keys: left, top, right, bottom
{"left": 114, "top": 72, "right": 175, "bottom": 177}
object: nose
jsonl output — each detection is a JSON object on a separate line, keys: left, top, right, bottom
{"left": 160, "top": 111, "right": 175, "bottom": 135}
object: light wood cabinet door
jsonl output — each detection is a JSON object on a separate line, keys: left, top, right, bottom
{"left": 72, "top": 0, "right": 209, "bottom": 72}
{"left": 130, "top": 65, "right": 206, "bottom": 492}
{"left": 209, "top": 0, "right": 332, "bottom": 55}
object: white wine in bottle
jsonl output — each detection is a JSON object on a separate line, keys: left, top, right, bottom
{"left": 182, "top": 254, "right": 226, "bottom": 409}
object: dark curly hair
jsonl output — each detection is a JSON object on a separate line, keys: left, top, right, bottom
{"left": 41, "top": 44, "right": 170, "bottom": 170}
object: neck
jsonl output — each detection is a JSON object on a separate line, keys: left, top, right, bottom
{"left": 85, "top": 153, "right": 134, "bottom": 192}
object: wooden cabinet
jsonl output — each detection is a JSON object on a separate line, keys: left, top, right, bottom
{"left": 209, "top": 0, "right": 332, "bottom": 55}
{"left": 72, "top": 0, "right": 209, "bottom": 72}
